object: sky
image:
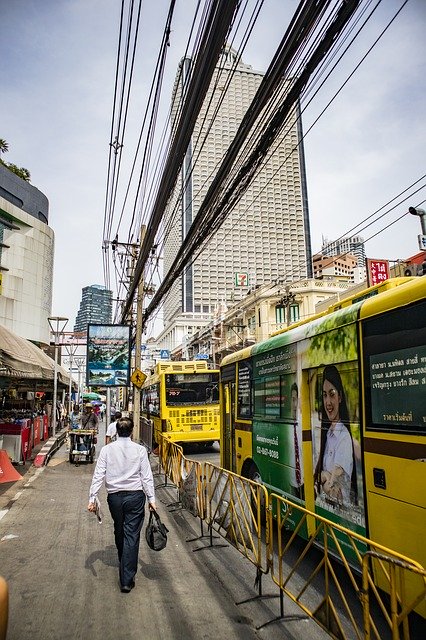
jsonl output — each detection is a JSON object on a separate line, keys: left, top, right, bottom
{"left": 1, "top": 0, "right": 425, "bottom": 338}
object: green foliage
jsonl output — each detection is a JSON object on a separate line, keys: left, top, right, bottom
{"left": 5, "top": 163, "right": 31, "bottom": 182}
{"left": 0, "top": 138, "right": 31, "bottom": 182}
{"left": 0, "top": 139, "right": 9, "bottom": 154}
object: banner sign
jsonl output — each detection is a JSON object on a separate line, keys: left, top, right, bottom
{"left": 366, "top": 258, "right": 389, "bottom": 287}
{"left": 86, "top": 324, "right": 131, "bottom": 387}
{"left": 235, "top": 272, "right": 249, "bottom": 287}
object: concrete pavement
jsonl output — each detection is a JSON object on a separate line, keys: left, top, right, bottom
{"left": 0, "top": 426, "right": 327, "bottom": 640}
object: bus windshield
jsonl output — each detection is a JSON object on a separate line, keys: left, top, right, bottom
{"left": 165, "top": 372, "right": 219, "bottom": 406}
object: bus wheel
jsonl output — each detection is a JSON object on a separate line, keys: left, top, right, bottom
{"left": 247, "top": 463, "right": 267, "bottom": 523}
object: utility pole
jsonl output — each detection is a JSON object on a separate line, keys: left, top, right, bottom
{"left": 132, "top": 225, "right": 146, "bottom": 443}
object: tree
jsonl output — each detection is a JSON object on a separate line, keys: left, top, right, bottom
{"left": 0, "top": 139, "right": 9, "bottom": 155}
{"left": 6, "top": 163, "right": 31, "bottom": 182}
{"left": 0, "top": 138, "right": 31, "bottom": 182}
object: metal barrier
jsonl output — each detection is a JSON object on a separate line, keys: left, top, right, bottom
{"left": 267, "top": 493, "right": 426, "bottom": 638}
{"left": 179, "top": 455, "right": 205, "bottom": 519}
{"left": 204, "top": 462, "right": 269, "bottom": 575}
{"left": 155, "top": 443, "right": 426, "bottom": 638}
{"left": 361, "top": 551, "right": 426, "bottom": 640}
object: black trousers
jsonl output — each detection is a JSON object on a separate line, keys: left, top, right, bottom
{"left": 107, "top": 490, "right": 146, "bottom": 587}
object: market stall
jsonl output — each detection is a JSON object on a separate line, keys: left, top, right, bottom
{"left": 0, "top": 323, "right": 76, "bottom": 461}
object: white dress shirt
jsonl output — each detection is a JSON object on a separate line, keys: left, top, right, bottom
{"left": 89, "top": 437, "right": 155, "bottom": 505}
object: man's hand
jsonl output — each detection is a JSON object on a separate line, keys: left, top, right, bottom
{"left": 87, "top": 502, "right": 96, "bottom": 512}
{"left": 148, "top": 502, "right": 157, "bottom": 512}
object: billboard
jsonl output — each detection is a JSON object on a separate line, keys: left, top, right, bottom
{"left": 86, "top": 324, "right": 131, "bottom": 387}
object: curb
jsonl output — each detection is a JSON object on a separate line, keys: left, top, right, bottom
{"left": 33, "top": 430, "right": 68, "bottom": 467}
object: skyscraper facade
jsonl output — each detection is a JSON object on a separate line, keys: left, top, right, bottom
{"left": 321, "top": 235, "right": 366, "bottom": 266}
{"left": 161, "top": 48, "right": 311, "bottom": 349}
{"left": 74, "top": 284, "right": 112, "bottom": 332}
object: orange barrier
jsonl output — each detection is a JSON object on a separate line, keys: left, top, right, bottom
{"left": 0, "top": 577, "right": 8, "bottom": 640}
{"left": 0, "top": 449, "right": 23, "bottom": 483}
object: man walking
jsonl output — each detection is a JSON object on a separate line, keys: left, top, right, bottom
{"left": 105, "top": 411, "right": 122, "bottom": 444}
{"left": 87, "top": 416, "right": 156, "bottom": 593}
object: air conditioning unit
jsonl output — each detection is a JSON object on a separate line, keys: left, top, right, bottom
{"left": 403, "top": 264, "right": 420, "bottom": 277}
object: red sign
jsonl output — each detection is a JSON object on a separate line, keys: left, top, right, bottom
{"left": 366, "top": 258, "right": 390, "bottom": 287}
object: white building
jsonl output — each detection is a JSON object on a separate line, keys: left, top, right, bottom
{"left": 0, "top": 164, "right": 54, "bottom": 345}
{"left": 160, "top": 47, "right": 311, "bottom": 353}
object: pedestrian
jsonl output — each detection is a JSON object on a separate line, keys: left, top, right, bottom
{"left": 87, "top": 416, "right": 156, "bottom": 593}
{"left": 105, "top": 411, "right": 122, "bottom": 444}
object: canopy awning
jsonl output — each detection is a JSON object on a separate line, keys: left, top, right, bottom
{"left": 0, "top": 323, "right": 75, "bottom": 389}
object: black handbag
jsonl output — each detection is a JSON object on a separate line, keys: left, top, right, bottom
{"left": 145, "top": 509, "right": 169, "bottom": 551}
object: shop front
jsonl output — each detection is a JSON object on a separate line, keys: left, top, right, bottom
{"left": 0, "top": 323, "right": 76, "bottom": 465}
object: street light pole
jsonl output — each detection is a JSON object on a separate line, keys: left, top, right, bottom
{"left": 48, "top": 316, "right": 68, "bottom": 437}
{"left": 409, "top": 207, "right": 426, "bottom": 235}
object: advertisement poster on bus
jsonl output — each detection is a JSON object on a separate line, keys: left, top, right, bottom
{"left": 301, "top": 314, "right": 366, "bottom": 537}
{"left": 86, "top": 324, "right": 131, "bottom": 387}
{"left": 251, "top": 308, "right": 366, "bottom": 541}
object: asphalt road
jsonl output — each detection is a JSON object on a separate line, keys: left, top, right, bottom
{"left": 0, "top": 424, "right": 329, "bottom": 640}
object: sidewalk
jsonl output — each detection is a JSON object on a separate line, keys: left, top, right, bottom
{"left": 0, "top": 427, "right": 328, "bottom": 640}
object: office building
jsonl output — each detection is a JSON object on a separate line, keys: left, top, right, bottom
{"left": 321, "top": 235, "right": 366, "bottom": 266}
{"left": 74, "top": 284, "right": 112, "bottom": 332}
{"left": 0, "top": 163, "right": 54, "bottom": 344}
{"left": 321, "top": 235, "right": 366, "bottom": 284}
{"left": 160, "top": 47, "right": 311, "bottom": 351}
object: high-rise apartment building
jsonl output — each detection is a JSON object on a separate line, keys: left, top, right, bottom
{"left": 321, "top": 235, "right": 366, "bottom": 266}
{"left": 159, "top": 48, "right": 311, "bottom": 351}
{"left": 74, "top": 284, "right": 112, "bottom": 332}
{"left": 321, "top": 235, "right": 366, "bottom": 284}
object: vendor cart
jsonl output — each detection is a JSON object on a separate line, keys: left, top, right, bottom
{"left": 68, "top": 429, "right": 96, "bottom": 464}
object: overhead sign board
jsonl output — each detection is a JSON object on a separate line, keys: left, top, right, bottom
{"left": 195, "top": 353, "right": 209, "bottom": 360}
{"left": 86, "top": 324, "right": 131, "bottom": 387}
{"left": 160, "top": 349, "right": 170, "bottom": 360}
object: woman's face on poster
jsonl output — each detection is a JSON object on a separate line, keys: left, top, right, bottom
{"left": 322, "top": 380, "right": 341, "bottom": 424}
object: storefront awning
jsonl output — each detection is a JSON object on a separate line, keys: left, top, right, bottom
{"left": 0, "top": 323, "right": 74, "bottom": 388}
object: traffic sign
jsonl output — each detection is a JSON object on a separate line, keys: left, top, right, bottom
{"left": 131, "top": 368, "right": 146, "bottom": 388}
{"left": 418, "top": 234, "right": 426, "bottom": 251}
{"left": 160, "top": 349, "right": 170, "bottom": 359}
{"left": 195, "top": 353, "right": 209, "bottom": 360}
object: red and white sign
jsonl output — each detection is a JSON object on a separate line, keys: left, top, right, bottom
{"left": 235, "top": 272, "right": 249, "bottom": 287}
{"left": 366, "top": 258, "right": 390, "bottom": 287}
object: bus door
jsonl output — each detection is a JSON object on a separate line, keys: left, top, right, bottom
{"left": 220, "top": 363, "right": 236, "bottom": 470}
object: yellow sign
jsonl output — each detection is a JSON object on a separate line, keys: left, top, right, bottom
{"left": 131, "top": 368, "right": 146, "bottom": 388}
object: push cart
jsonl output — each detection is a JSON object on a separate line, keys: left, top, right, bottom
{"left": 68, "top": 428, "right": 97, "bottom": 464}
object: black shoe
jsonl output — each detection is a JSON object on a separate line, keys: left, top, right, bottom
{"left": 120, "top": 580, "right": 135, "bottom": 593}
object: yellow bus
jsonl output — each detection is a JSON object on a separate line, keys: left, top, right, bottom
{"left": 141, "top": 360, "right": 220, "bottom": 448}
{"left": 220, "top": 277, "right": 425, "bottom": 596}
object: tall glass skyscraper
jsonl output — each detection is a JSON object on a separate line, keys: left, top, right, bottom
{"left": 74, "top": 284, "right": 112, "bottom": 332}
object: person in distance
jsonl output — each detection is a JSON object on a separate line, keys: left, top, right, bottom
{"left": 87, "top": 416, "right": 157, "bottom": 593}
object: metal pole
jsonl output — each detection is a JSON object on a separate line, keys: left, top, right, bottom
{"left": 68, "top": 350, "right": 73, "bottom": 421}
{"left": 52, "top": 337, "right": 58, "bottom": 437}
{"left": 133, "top": 225, "right": 146, "bottom": 443}
{"left": 48, "top": 317, "right": 68, "bottom": 438}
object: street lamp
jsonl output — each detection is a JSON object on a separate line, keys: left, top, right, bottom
{"left": 48, "top": 316, "right": 68, "bottom": 437}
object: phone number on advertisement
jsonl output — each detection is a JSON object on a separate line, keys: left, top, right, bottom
{"left": 256, "top": 446, "right": 279, "bottom": 459}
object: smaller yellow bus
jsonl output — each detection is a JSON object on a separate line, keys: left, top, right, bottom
{"left": 140, "top": 360, "right": 220, "bottom": 447}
